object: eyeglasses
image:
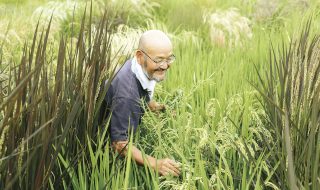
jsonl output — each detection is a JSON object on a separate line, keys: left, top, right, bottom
{"left": 140, "top": 50, "right": 175, "bottom": 66}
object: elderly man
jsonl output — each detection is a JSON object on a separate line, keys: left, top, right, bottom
{"left": 100, "top": 30, "right": 180, "bottom": 176}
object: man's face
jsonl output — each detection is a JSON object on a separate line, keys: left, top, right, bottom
{"left": 137, "top": 47, "right": 174, "bottom": 82}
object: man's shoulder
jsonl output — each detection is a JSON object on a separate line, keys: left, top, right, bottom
{"left": 111, "top": 59, "right": 139, "bottom": 97}
{"left": 114, "top": 59, "right": 133, "bottom": 78}
{"left": 112, "top": 59, "right": 134, "bottom": 85}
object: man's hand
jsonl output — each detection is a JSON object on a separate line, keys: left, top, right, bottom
{"left": 148, "top": 100, "right": 166, "bottom": 112}
{"left": 154, "top": 158, "right": 181, "bottom": 176}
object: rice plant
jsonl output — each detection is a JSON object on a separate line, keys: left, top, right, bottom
{"left": 110, "top": 24, "right": 144, "bottom": 67}
{"left": 203, "top": 8, "right": 253, "bottom": 47}
{"left": 31, "top": 0, "right": 85, "bottom": 35}
{"left": 253, "top": 19, "right": 320, "bottom": 189}
{"left": 1, "top": 0, "right": 320, "bottom": 189}
{"left": 0, "top": 3, "right": 121, "bottom": 189}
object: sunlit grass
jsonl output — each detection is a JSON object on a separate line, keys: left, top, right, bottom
{"left": 1, "top": 0, "right": 320, "bottom": 189}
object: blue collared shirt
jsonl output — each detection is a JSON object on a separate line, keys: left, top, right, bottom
{"left": 100, "top": 59, "right": 150, "bottom": 142}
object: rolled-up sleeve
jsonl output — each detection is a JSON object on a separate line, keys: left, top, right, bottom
{"left": 110, "top": 97, "right": 142, "bottom": 142}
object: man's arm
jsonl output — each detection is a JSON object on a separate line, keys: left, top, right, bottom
{"left": 112, "top": 141, "right": 180, "bottom": 176}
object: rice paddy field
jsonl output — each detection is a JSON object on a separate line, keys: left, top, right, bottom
{"left": 0, "top": 0, "right": 320, "bottom": 189}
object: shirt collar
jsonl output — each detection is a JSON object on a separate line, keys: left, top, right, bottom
{"left": 131, "top": 57, "right": 157, "bottom": 99}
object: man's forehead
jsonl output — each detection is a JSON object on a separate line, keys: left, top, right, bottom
{"left": 147, "top": 46, "right": 173, "bottom": 58}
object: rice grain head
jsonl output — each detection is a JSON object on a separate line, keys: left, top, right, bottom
{"left": 18, "top": 138, "right": 25, "bottom": 181}
{"left": 0, "top": 126, "right": 9, "bottom": 160}
{"left": 203, "top": 8, "right": 253, "bottom": 47}
{"left": 253, "top": 0, "right": 279, "bottom": 22}
{"left": 31, "top": 1, "right": 85, "bottom": 35}
{"left": 253, "top": 0, "right": 310, "bottom": 22}
{"left": 111, "top": 24, "right": 143, "bottom": 59}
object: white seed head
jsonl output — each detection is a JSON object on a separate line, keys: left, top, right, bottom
{"left": 204, "top": 8, "right": 253, "bottom": 47}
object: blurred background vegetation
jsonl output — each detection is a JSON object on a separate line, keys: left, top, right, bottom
{"left": 0, "top": 0, "right": 320, "bottom": 189}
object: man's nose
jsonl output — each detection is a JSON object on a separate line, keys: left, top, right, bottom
{"left": 160, "top": 62, "right": 170, "bottom": 69}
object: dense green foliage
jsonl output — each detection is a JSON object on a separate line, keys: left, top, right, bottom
{"left": 0, "top": 0, "right": 319, "bottom": 189}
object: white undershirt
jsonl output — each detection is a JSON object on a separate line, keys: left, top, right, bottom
{"left": 131, "top": 57, "right": 157, "bottom": 99}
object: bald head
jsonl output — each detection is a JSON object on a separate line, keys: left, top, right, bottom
{"left": 138, "top": 30, "right": 172, "bottom": 53}
{"left": 135, "top": 30, "right": 174, "bottom": 82}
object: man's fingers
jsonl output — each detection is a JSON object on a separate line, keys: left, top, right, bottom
{"left": 162, "top": 160, "right": 180, "bottom": 176}
{"left": 167, "top": 159, "right": 181, "bottom": 169}
{"left": 157, "top": 158, "right": 182, "bottom": 177}
{"left": 166, "top": 163, "right": 180, "bottom": 175}
{"left": 162, "top": 166, "right": 179, "bottom": 176}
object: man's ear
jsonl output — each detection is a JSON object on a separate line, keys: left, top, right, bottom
{"left": 135, "top": 50, "right": 143, "bottom": 64}
{"left": 135, "top": 50, "right": 139, "bottom": 57}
